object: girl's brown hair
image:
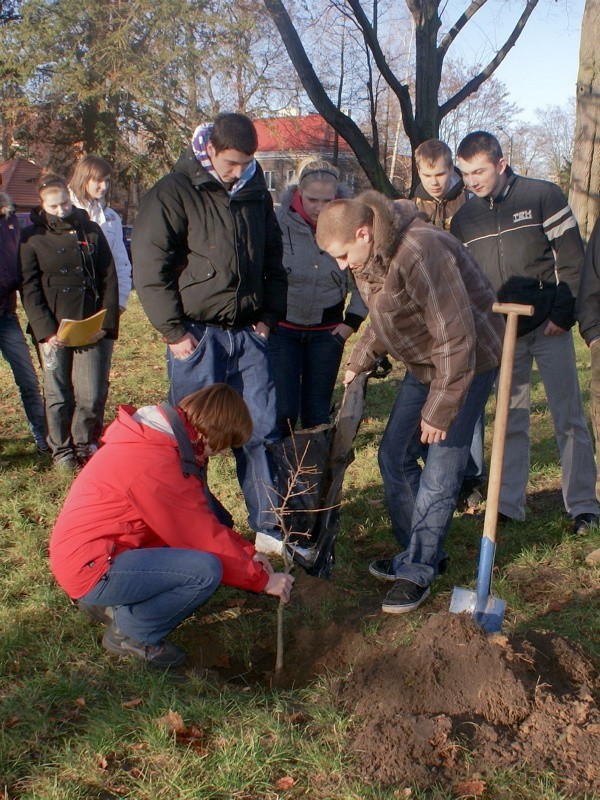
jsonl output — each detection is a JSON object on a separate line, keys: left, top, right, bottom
{"left": 178, "top": 384, "right": 252, "bottom": 451}
{"left": 69, "top": 155, "right": 112, "bottom": 204}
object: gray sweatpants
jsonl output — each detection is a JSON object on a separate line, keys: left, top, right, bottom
{"left": 499, "top": 325, "right": 598, "bottom": 521}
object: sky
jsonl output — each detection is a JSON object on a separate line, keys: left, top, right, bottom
{"left": 443, "top": 0, "right": 585, "bottom": 121}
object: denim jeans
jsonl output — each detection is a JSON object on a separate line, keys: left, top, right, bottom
{"left": 378, "top": 368, "right": 498, "bottom": 587}
{"left": 268, "top": 325, "right": 345, "bottom": 436}
{"left": 79, "top": 548, "right": 223, "bottom": 645}
{"left": 0, "top": 312, "right": 47, "bottom": 445}
{"left": 41, "top": 337, "right": 113, "bottom": 461}
{"left": 167, "top": 323, "right": 280, "bottom": 537}
{"left": 462, "top": 411, "right": 486, "bottom": 491}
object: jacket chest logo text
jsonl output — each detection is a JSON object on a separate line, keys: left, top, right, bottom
{"left": 513, "top": 209, "right": 533, "bottom": 223}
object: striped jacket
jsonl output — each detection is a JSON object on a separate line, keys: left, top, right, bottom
{"left": 450, "top": 169, "right": 584, "bottom": 330}
{"left": 347, "top": 196, "right": 503, "bottom": 431}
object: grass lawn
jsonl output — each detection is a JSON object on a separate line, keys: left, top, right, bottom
{"left": 0, "top": 295, "right": 598, "bottom": 799}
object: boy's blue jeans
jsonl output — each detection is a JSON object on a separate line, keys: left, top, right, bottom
{"left": 167, "top": 323, "right": 280, "bottom": 539}
{"left": 378, "top": 368, "right": 497, "bottom": 587}
{"left": 0, "top": 312, "right": 47, "bottom": 444}
{"left": 80, "top": 548, "right": 223, "bottom": 645}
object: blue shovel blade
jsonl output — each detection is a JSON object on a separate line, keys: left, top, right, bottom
{"left": 449, "top": 587, "right": 506, "bottom": 633}
{"left": 450, "top": 536, "right": 506, "bottom": 633}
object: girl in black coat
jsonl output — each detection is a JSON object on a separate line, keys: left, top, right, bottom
{"left": 20, "top": 174, "right": 119, "bottom": 470}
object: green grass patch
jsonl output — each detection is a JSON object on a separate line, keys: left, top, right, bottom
{"left": 0, "top": 295, "right": 598, "bottom": 798}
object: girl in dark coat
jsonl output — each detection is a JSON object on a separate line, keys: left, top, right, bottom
{"left": 20, "top": 174, "right": 119, "bottom": 470}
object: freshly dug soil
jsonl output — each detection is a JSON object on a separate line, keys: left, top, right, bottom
{"left": 184, "top": 573, "right": 600, "bottom": 795}
{"left": 336, "top": 612, "right": 600, "bottom": 796}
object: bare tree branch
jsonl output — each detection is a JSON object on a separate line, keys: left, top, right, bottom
{"left": 438, "top": 0, "right": 488, "bottom": 60}
{"left": 262, "top": 0, "right": 399, "bottom": 194}
{"left": 345, "top": 0, "right": 418, "bottom": 144}
{"left": 439, "top": 0, "right": 540, "bottom": 119}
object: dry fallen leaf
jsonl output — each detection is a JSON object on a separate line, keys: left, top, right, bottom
{"left": 121, "top": 698, "right": 143, "bottom": 709}
{"left": 75, "top": 697, "right": 86, "bottom": 707}
{"left": 275, "top": 776, "right": 297, "bottom": 790}
{"left": 453, "top": 779, "right": 486, "bottom": 797}
{"left": 97, "top": 755, "right": 109, "bottom": 770}
{"left": 156, "top": 710, "right": 186, "bottom": 734}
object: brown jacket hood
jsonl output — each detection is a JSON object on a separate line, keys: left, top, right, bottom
{"left": 357, "top": 191, "right": 419, "bottom": 278}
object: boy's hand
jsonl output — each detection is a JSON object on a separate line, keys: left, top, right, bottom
{"left": 253, "top": 553, "right": 274, "bottom": 574}
{"left": 264, "top": 573, "right": 294, "bottom": 603}
{"left": 420, "top": 420, "right": 447, "bottom": 444}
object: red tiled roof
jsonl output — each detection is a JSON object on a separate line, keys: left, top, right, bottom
{"left": 0, "top": 158, "right": 41, "bottom": 211}
{"left": 255, "top": 114, "right": 352, "bottom": 153}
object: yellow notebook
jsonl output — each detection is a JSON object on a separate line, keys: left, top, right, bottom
{"left": 57, "top": 309, "right": 107, "bottom": 347}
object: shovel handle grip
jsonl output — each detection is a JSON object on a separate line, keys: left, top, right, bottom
{"left": 482, "top": 302, "right": 534, "bottom": 545}
{"left": 492, "top": 302, "right": 534, "bottom": 317}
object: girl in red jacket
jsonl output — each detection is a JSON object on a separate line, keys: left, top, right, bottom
{"left": 50, "top": 384, "right": 293, "bottom": 668}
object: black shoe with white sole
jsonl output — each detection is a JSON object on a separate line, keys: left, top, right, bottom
{"left": 381, "top": 579, "right": 430, "bottom": 614}
{"left": 369, "top": 557, "right": 448, "bottom": 582}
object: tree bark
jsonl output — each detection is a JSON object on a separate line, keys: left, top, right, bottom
{"left": 569, "top": 0, "right": 600, "bottom": 240}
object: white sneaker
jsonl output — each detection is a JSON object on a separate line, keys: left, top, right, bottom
{"left": 286, "top": 541, "right": 314, "bottom": 560}
{"left": 254, "top": 532, "right": 284, "bottom": 556}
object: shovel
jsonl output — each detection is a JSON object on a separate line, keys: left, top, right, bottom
{"left": 450, "top": 302, "right": 534, "bottom": 632}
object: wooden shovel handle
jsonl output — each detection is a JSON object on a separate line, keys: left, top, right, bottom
{"left": 483, "top": 303, "right": 534, "bottom": 544}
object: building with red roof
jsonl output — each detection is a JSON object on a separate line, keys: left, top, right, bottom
{"left": 0, "top": 158, "right": 41, "bottom": 213}
{"left": 254, "top": 112, "right": 369, "bottom": 203}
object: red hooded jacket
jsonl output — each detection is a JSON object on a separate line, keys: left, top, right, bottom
{"left": 49, "top": 405, "right": 269, "bottom": 599}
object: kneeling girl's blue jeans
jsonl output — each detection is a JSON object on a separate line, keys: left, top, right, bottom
{"left": 79, "top": 548, "right": 223, "bottom": 645}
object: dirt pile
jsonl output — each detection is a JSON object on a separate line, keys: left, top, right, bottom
{"left": 336, "top": 612, "right": 600, "bottom": 796}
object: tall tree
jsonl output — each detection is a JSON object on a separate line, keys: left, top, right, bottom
{"left": 263, "top": 0, "right": 543, "bottom": 193}
{"left": 569, "top": 0, "right": 599, "bottom": 240}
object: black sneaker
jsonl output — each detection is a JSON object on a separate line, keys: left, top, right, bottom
{"left": 573, "top": 513, "right": 599, "bottom": 535}
{"left": 456, "top": 485, "right": 484, "bottom": 512}
{"left": 497, "top": 512, "right": 519, "bottom": 526}
{"left": 76, "top": 600, "right": 114, "bottom": 626}
{"left": 368, "top": 558, "right": 396, "bottom": 582}
{"left": 369, "top": 557, "right": 448, "bottom": 581}
{"left": 54, "top": 453, "right": 78, "bottom": 472}
{"left": 381, "top": 579, "right": 430, "bottom": 614}
{"left": 102, "top": 624, "right": 186, "bottom": 668}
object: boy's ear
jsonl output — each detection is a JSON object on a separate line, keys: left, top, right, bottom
{"left": 356, "top": 225, "right": 373, "bottom": 243}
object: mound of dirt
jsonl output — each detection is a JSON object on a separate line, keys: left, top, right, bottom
{"left": 184, "top": 574, "right": 599, "bottom": 794}
{"left": 336, "top": 612, "right": 600, "bottom": 796}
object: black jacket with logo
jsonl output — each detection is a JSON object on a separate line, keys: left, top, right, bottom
{"left": 450, "top": 169, "right": 584, "bottom": 334}
{"left": 19, "top": 207, "right": 119, "bottom": 342}
{"left": 132, "top": 147, "right": 286, "bottom": 343}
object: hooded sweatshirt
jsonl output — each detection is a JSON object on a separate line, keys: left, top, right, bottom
{"left": 49, "top": 405, "right": 269, "bottom": 599}
{"left": 276, "top": 185, "right": 368, "bottom": 329}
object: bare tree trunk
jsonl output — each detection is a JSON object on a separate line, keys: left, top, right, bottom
{"left": 569, "top": 0, "right": 600, "bottom": 241}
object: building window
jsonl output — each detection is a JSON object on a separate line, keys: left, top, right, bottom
{"left": 286, "top": 169, "right": 295, "bottom": 184}
{"left": 264, "top": 171, "right": 276, "bottom": 191}
{"left": 344, "top": 173, "right": 356, "bottom": 192}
